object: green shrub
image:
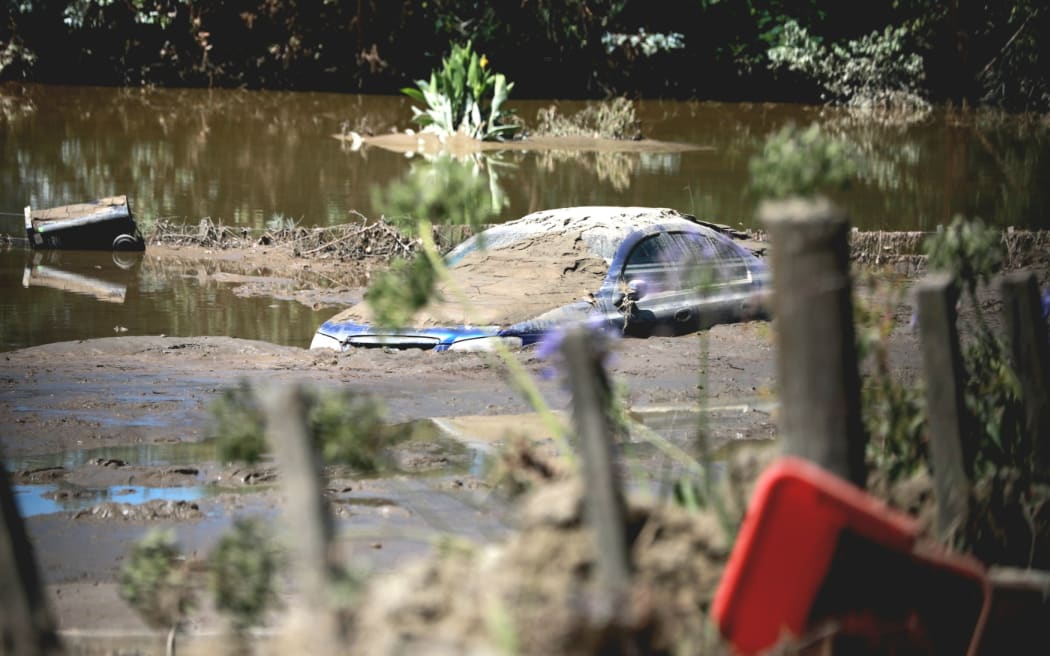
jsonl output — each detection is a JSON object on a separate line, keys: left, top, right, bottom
{"left": 402, "top": 40, "right": 518, "bottom": 141}
{"left": 365, "top": 254, "right": 440, "bottom": 331}
{"left": 768, "top": 20, "right": 927, "bottom": 110}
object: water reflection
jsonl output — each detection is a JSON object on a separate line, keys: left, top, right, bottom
{"left": 14, "top": 483, "right": 205, "bottom": 518}
{"left": 22, "top": 249, "right": 139, "bottom": 303}
{"left": 0, "top": 248, "right": 334, "bottom": 352}
{"left": 2, "top": 83, "right": 1047, "bottom": 234}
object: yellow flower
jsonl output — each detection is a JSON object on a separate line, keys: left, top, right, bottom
{"left": 480, "top": 54, "right": 489, "bottom": 69}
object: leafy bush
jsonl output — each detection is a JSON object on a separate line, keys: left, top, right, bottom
{"left": 768, "top": 19, "right": 928, "bottom": 110}
{"left": 925, "top": 216, "right": 1003, "bottom": 306}
{"left": 749, "top": 123, "right": 855, "bottom": 199}
{"left": 601, "top": 29, "right": 685, "bottom": 58}
{"left": 402, "top": 40, "right": 518, "bottom": 141}
{"left": 534, "top": 97, "right": 642, "bottom": 140}
{"left": 365, "top": 254, "right": 440, "bottom": 331}
{"left": 0, "top": 39, "right": 37, "bottom": 79}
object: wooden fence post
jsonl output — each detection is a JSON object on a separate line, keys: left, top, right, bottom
{"left": 760, "top": 198, "right": 867, "bottom": 487}
{"left": 916, "top": 274, "right": 973, "bottom": 542}
{"left": 1000, "top": 271, "right": 1050, "bottom": 470}
{"left": 561, "top": 327, "right": 631, "bottom": 621}
{"left": 259, "top": 384, "right": 341, "bottom": 654}
{"left": 0, "top": 460, "right": 63, "bottom": 655}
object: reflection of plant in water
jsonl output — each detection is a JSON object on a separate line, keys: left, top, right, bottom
{"left": 535, "top": 150, "right": 636, "bottom": 192}
{"left": 639, "top": 152, "right": 682, "bottom": 175}
{"left": 0, "top": 89, "right": 36, "bottom": 124}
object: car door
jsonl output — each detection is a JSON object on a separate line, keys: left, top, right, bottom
{"left": 617, "top": 230, "right": 756, "bottom": 336}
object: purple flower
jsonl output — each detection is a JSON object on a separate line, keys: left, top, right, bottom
{"left": 535, "top": 319, "right": 620, "bottom": 381}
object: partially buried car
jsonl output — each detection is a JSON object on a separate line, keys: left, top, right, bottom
{"left": 309, "top": 206, "right": 770, "bottom": 352}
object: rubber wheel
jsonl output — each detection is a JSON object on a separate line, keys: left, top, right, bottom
{"left": 112, "top": 233, "right": 144, "bottom": 251}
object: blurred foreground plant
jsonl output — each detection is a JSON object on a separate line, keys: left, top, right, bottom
{"left": 372, "top": 155, "right": 503, "bottom": 234}
{"left": 119, "top": 529, "right": 194, "bottom": 656}
{"left": 749, "top": 123, "right": 855, "bottom": 199}
{"left": 923, "top": 217, "right": 1027, "bottom": 478}
{"left": 854, "top": 272, "right": 927, "bottom": 482}
{"left": 210, "top": 384, "right": 390, "bottom": 471}
{"left": 209, "top": 518, "right": 281, "bottom": 636}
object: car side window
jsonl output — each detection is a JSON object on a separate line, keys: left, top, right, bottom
{"left": 621, "top": 231, "right": 751, "bottom": 294}
{"left": 701, "top": 235, "right": 753, "bottom": 284}
{"left": 622, "top": 233, "right": 674, "bottom": 293}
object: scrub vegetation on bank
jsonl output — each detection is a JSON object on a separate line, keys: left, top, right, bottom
{"left": 3, "top": 1, "right": 1049, "bottom": 111}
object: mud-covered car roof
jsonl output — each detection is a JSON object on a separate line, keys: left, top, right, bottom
{"left": 342, "top": 207, "right": 718, "bottom": 328}
{"left": 445, "top": 206, "right": 706, "bottom": 266}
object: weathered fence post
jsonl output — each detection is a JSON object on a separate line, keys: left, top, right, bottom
{"left": 760, "top": 198, "right": 867, "bottom": 487}
{"left": 561, "top": 327, "right": 631, "bottom": 621}
{"left": 259, "top": 384, "right": 341, "bottom": 654}
{"left": 1000, "top": 271, "right": 1050, "bottom": 470}
{"left": 0, "top": 460, "right": 63, "bottom": 655}
{"left": 916, "top": 274, "right": 973, "bottom": 542}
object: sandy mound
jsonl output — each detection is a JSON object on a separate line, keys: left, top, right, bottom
{"left": 347, "top": 479, "right": 731, "bottom": 655}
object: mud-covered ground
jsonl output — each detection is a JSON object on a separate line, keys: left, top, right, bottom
{"left": 2, "top": 232, "right": 1046, "bottom": 653}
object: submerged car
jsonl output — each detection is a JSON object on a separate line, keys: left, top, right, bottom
{"left": 310, "top": 207, "right": 769, "bottom": 352}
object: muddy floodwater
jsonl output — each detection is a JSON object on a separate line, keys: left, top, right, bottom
{"left": 0, "top": 248, "right": 336, "bottom": 351}
{"left": 3, "top": 82, "right": 1050, "bottom": 238}
{"left": 4, "top": 83, "right": 1049, "bottom": 351}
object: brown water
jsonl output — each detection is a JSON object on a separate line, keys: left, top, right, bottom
{"left": 2, "top": 83, "right": 1049, "bottom": 350}
{"left": 4, "top": 83, "right": 1049, "bottom": 234}
{"left": 1, "top": 248, "right": 333, "bottom": 351}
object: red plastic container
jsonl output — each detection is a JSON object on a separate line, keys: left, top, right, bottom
{"left": 712, "top": 456, "right": 989, "bottom": 654}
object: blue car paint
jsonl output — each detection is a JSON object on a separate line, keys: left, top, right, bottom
{"left": 314, "top": 319, "right": 501, "bottom": 352}
{"left": 315, "top": 219, "right": 769, "bottom": 351}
